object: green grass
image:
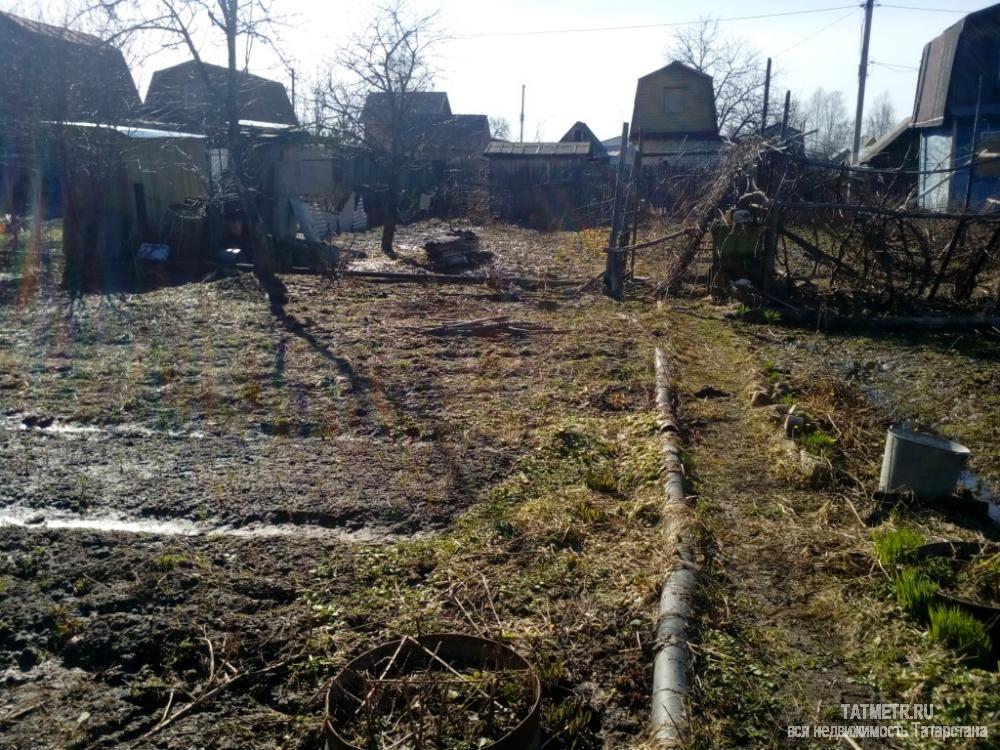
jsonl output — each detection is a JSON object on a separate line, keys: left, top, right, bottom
{"left": 894, "top": 568, "right": 939, "bottom": 620}
{"left": 873, "top": 527, "right": 924, "bottom": 568}
{"left": 927, "top": 605, "right": 993, "bottom": 664}
{"left": 800, "top": 430, "right": 836, "bottom": 456}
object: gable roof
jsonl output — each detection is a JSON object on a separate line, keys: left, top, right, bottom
{"left": 362, "top": 91, "right": 452, "bottom": 123}
{"left": 144, "top": 60, "right": 296, "bottom": 128}
{"left": 629, "top": 61, "right": 719, "bottom": 142}
{"left": 0, "top": 11, "right": 140, "bottom": 122}
{"left": 638, "top": 60, "right": 713, "bottom": 83}
{"left": 0, "top": 11, "right": 104, "bottom": 47}
{"left": 559, "top": 121, "right": 608, "bottom": 156}
{"left": 912, "top": 3, "right": 1000, "bottom": 128}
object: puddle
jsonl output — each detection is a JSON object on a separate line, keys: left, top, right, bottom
{"left": 4, "top": 414, "right": 206, "bottom": 440}
{"left": 0, "top": 506, "right": 428, "bottom": 543}
{"left": 958, "top": 471, "right": 1000, "bottom": 525}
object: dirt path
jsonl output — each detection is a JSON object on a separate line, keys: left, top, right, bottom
{"left": 666, "top": 306, "right": 998, "bottom": 749}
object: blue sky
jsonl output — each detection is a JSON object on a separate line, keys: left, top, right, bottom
{"left": 5, "top": 0, "right": 995, "bottom": 140}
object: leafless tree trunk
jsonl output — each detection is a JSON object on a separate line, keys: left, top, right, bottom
{"left": 323, "top": 1, "right": 441, "bottom": 259}
{"left": 91, "top": 0, "right": 285, "bottom": 283}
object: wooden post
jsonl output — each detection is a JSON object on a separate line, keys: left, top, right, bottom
{"left": 760, "top": 58, "right": 772, "bottom": 135}
{"left": 605, "top": 122, "right": 629, "bottom": 299}
{"left": 780, "top": 90, "right": 791, "bottom": 140}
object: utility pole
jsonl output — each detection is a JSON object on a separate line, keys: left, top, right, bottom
{"left": 519, "top": 84, "right": 525, "bottom": 142}
{"left": 290, "top": 67, "right": 297, "bottom": 113}
{"left": 851, "top": 0, "right": 875, "bottom": 165}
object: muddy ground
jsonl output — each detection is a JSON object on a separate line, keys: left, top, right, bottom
{"left": 1, "top": 223, "right": 998, "bottom": 749}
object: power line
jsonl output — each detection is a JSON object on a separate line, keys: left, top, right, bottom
{"left": 876, "top": 3, "right": 975, "bottom": 12}
{"left": 452, "top": 6, "right": 859, "bottom": 39}
{"left": 870, "top": 60, "right": 919, "bottom": 72}
{"left": 778, "top": 9, "right": 858, "bottom": 56}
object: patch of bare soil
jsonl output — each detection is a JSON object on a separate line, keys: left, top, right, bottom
{"left": 0, "top": 527, "right": 329, "bottom": 749}
{"left": 1, "top": 224, "right": 671, "bottom": 750}
{"left": 343, "top": 219, "right": 608, "bottom": 279}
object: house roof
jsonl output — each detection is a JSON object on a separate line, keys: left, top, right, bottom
{"left": 56, "top": 121, "right": 206, "bottom": 139}
{"left": 144, "top": 60, "right": 297, "bottom": 127}
{"left": 362, "top": 91, "right": 452, "bottom": 122}
{"left": 560, "top": 121, "right": 608, "bottom": 156}
{"left": 0, "top": 11, "right": 104, "bottom": 47}
{"left": 431, "top": 114, "right": 490, "bottom": 148}
{"left": 629, "top": 61, "right": 720, "bottom": 142}
{"left": 0, "top": 11, "right": 140, "bottom": 121}
{"left": 485, "top": 141, "right": 592, "bottom": 157}
{"left": 912, "top": 3, "right": 1000, "bottom": 128}
{"left": 859, "top": 118, "right": 915, "bottom": 163}
{"left": 637, "top": 60, "right": 712, "bottom": 82}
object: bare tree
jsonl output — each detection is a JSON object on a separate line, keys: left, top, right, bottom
{"left": 325, "top": 1, "right": 441, "bottom": 258}
{"left": 488, "top": 116, "right": 511, "bottom": 141}
{"left": 90, "top": 0, "right": 286, "bottom": 282}
{"left": 669, "top": 16, "right": 769, "bottom": 138}
{"left": 804, "top": 88, "right": 852, "bottom": 158}
{"left": 864, "top": 91, "right": 896, "bottom": 143}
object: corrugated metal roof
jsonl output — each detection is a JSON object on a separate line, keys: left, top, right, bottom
{"left": 484, "top": 141, "right": 592, "bottom": 156}
{"left": 911, "top": 4, "right": 1000, "bottom": 128}
{"left": 53, "top": 121, "right": 206, "bottom": 139}
{"left": 0, "top": 11, "right": 104, "bottom": 47}
{"left": 912, "top": 18, "right": 965, "bottom": 128}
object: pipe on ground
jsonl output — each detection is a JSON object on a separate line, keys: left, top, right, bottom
{"left": 650, "top": 347, "right": 696, "bottom": 746}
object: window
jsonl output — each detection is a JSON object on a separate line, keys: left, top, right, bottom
{"left": 208, "top": 148, "right": 229, "bottom": 187}
{"left": 663, "top": 87, "right": 686, "bottom": 114}
{"left": 574, "top": 129, "right": 583, "bottom": 142}
{"left": 975, "top": 132, "right": 1000, "bottom": 178}
{"left": 183, "top": 83, "right": 203, "bottom": 108}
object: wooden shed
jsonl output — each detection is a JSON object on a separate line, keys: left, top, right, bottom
{"left": 629, "top": 62, "right": 723, "bottom": 168}
{"left": 58, "top": 122, "right": 208, "bottom": 284}
{"left": 484, "top": 141, "right": 612, "bottom": 229}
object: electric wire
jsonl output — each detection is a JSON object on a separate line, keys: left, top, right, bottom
{"left": 453, "top": 6, "right": 860, "bottom": 39}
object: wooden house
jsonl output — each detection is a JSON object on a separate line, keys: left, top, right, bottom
{"left": 484, "top": 141, "right": 612, "bottom": 229}
{"left": 142, "top": 60, "right": 298, "bottom": 133}
{"left": 560, "top": 122, "right": 608, "bottom": 158}
{"left": 0, "top": 11, "right": 139, "bottom": 127}
{"left": 629, "top": 62, "right": 723, "bottom": 168}
{"left": 912, "top": 3, "right": 1000, "bottom": 209}
{"left": 359, "top": 91, "right": 491, "bottom": 219}
{"left": 0, "top": 11, "right": 140, "bottom": 218}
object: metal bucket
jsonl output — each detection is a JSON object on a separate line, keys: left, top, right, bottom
{"left": 879, "top": 427, "right": 971, "bottom": 500}
{"left": 324, "top": 633, "right": 541, "bottom": 750}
